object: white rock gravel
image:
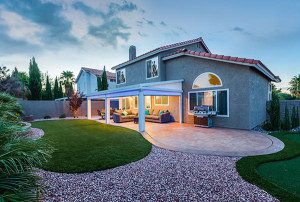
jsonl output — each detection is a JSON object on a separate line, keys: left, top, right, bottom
{"left": 37, "top": 146, "right": 277, "bottom": 202}
{"left": 27, "top": 127, "right": 44, "bottom": 139}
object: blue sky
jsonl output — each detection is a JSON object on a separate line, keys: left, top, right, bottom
{"left": 0, "top": 0, "right": 299, "bottom": 88}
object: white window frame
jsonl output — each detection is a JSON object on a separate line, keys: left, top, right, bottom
{"left": 188, "top": 88, "right": 229, "bottom": 117}
{"left": 133, "top": 96, "right": 152, "bottom": 109}
{"left": 120, "top": 97, "right": 131, "bottom": 110}
{"left": 192, "top": 72, "right": 223, "bottom": 89}
{"left": 116, "top": 68, "right": 126, "bottom": 85}
{"left": 268, "top": 83, "right": 272, "bottom": 101}
{"left": 145, "top": 57, "right": 159, "bottom": 80}
{"left": 154, "top": 96, "right": 169, "bottom": 106}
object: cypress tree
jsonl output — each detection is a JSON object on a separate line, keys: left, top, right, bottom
{"left": 97, "top": 76, "right": 102, "bottom": 91}
{"left": 101, "top": 66, "right": 108, "bottom": 90}
{"left": 44, "top": 74, "right": 53, "bottom": 100}
{"left": 53, "top": 77, "right": 59, "bottom": 99}
{"left": 28, "top": 57, "right": 42, "bottom": 100}
{"left": 58, "top": 82, "right": 64, "bottom": 98}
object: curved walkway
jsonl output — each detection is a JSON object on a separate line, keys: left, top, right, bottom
{"left": 104, "top": 121, "right": 284, "bottom": 157}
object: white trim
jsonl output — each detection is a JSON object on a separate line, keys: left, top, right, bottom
{"left": 154, "top": 96, "right": 169, "bottom": 106}
{"left": 188, "top": 88, "right": 229, "bottom": 117}
{"left": 163, "top": 53, "right": 279, "bottom": 82}
{"left": 116, "top": 68, "right": 126, "bottom": 85}
{"left": 192, "top": 72, "right": 223, "bottom": 89}
{"left": 145, "top": 56, "right": 159, "bottom": 80}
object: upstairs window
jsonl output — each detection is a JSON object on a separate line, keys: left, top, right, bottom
{"left": 192, "top": 72, "right": 222, "bottom": 89}
{"left": 146, "top": 57, "right": 159, "bottom": 79}
{"left": 116, "top": 68, "right": 126, "bottom": 84}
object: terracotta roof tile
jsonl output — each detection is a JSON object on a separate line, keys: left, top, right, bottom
{"left": 112, "top": 37, "right": 211, "bottom": 69}
{"left": 81, "top": 67, "right": 115, "bottom": 79}
{"left": 163, "top": 49, "right": 279, "bottom": 81}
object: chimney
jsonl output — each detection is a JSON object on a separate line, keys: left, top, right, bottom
{"left": 129, "top": 45, "right": 136, "bottom": 60}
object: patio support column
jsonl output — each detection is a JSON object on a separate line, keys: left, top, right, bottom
{"left": 138, "top": 91, "right": 145, "bottom": 132}
{"left": 87, "top": 98, "right": 91, "bottom": 119}
{"left": 105, "top": 97, "right": 110, "bottom": 124}
{"left": 179, "top": 94, "right": 183, "bottom": 123}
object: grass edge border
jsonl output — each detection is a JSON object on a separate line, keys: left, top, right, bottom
{"left": 236, "top": 131, "right": 300, "bottom": 202}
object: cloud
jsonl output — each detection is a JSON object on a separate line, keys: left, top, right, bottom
{"left": 73, "top": 1, "right": 137, "bottom": 19}
{"left": 0, "top": 24, "right": 41, "bottom": 55}
{"left": 136, "top": 20, "right": 143, "bottom": 27}
{"left": 232, "top": 26, "right": 252, "bottom": 35}
{"left": 176, "top": 26, "right": 187, "bottom": 34}
{"left": 73, "top": 1, "right": 138, "bottom": 47}
{"left": 143, "top": 18, "right": 154, "bottom": 26}
{"left": 88, "top": 18, "right": 130, "bottom": 47}
{"left": 160, "top": 21, "right": 167, "bottom": 26}
{"left": 232, "top": 26, "right": 244, "bottom": 32}
{"left": 1, "top": 0, "right": 78, "bottom": 44}
{"left": 138, "top": 31, "right": 147, "bottom": 37}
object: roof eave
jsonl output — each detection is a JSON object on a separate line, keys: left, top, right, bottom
{"left": 163, "top": 53, "right": 280, "bottom": 82}
{"left": 111, "top": 38, "right": 208, "bottom": 70}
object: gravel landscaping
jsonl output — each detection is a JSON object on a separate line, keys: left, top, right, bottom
{"left": 37, "top": 146, "right": 277, "bottom": 201}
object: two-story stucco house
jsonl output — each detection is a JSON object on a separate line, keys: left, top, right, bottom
{"left": 76, "top": 67, "right": 116, "bottom": 95}
{"left": 85, "top": 37, "right": 280, "bottom": 132}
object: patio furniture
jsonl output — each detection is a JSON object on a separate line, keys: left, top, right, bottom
{"left": 133, "top": 117, "right": 139, "bottom": 124}
{"left": 146, "top": 110, "right": 171, "bottom": 123}
{"left": 97, "top": 108, "right": 115, "bottom": 119}
{"left": 113, "top": 110, "right": 136, "bottom": 123}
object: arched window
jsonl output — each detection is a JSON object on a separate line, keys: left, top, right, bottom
{"left": 192, "top": 72, "right": 222, "bottom": 89}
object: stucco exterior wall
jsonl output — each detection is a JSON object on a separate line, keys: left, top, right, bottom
{"left": 116, "top": 42, "right": 206, "bottom": 87}
{"left": 249, "top": 69, "right": 270, "bottom": 128}
{"left": 76, "top": 71, "right": 116, "bottom": 95}
{"left": 165, "top": 56, "right": 252, "bottom": 129}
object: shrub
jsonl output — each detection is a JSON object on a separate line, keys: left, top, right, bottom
{"left": 69, "top": 92, "right": 83, "bottom": 118}
{"left": 266, "top": 92, "right": 280, "bottom": 131}
{"left": 0, "top": 92, "right": 23, "bottom": 122}
{"left": 59, "top": 113, "right": 66, "bottom": 118}
{"left": 44, "top": 115, "right": 51, "bottom": 119}
{"left": 0, "top": 93, "right": 53, "bottom": 201}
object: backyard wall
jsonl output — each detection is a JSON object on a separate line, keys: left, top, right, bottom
{"left": 17, "top": 99, "right": 118, "bottom": 119}
{"left": 279, "top": 100, "right": 300, "bottom": 120}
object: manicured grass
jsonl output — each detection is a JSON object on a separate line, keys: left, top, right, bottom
{"left": 236, "top": 132, "right": 300, "bottom": 202}
{"left": 32, "top": 120, "right": 152, "bottom": 173}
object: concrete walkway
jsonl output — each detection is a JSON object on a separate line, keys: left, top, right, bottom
{"left": 98, "top": 120, "right": 284, "bottom": 157}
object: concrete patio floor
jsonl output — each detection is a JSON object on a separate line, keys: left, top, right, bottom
{"left": 97, "top": 119, "right": 284, "bottom": 157}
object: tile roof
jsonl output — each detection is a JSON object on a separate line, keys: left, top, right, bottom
{"left": 75, "top": 67, "right": 115, "bottom": 83}
{"left": 112, "top": 37, "right": 210, "bottom": 69}
{"left": 163, "top": 48, "right": 280, "bottom": 82}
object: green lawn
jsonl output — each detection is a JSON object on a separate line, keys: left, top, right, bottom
{"left": 32, "top": 120, "right": 152, "bottom": 173}
{"left": 236, "top": 132, "right": 300, "bottom": 202}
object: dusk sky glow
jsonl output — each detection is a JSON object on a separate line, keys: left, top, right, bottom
{"left": 0, "top": 0, "right": 299, "bottom": 88}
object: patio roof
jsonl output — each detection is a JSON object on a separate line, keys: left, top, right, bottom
{"left": 85, "top": 79, "right": 184, "bottom": 99}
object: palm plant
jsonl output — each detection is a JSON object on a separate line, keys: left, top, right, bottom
{"left": 60, "top": 71, "right": 75, "bottom": 97}
{"left": 288, "top": 74, "right": 300, "bottom": 98}
{"left": 0, "top": 93, "right": 53, "bottom": 201}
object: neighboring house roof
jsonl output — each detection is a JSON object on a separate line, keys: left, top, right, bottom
{"left": 75, "top": 67, "right": 116, "bottom": 83}
{"left": 162, "top": 48, "right": 281, "bottom": 82}
{"left": 111, "top": 37, "right": 211, "bottom": 70}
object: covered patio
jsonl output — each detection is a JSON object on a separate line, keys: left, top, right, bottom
{"left": 86, "top": 80, "right": 184, "bottom": 132}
